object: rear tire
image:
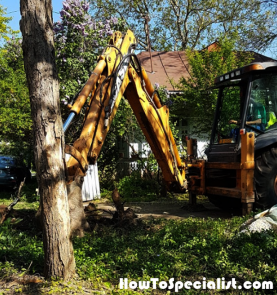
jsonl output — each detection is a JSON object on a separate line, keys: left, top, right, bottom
{"left": 255, "top": 146, "right": 277, "bottom": 209}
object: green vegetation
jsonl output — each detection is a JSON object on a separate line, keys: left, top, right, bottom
{"left": 0, "top": 4, "right": 12, "bottom": 40}
{"left": 1, "top": 181, "right": 277, "bottom": 294}
{"left": 0, "top": 36, "right": 33, "bottom": 165}
{"left": 0, "top": 180, "right": 39, "bottom": 210}
{"left": 116, "top": 151, "right": 161, "bottom": 202}
{"left": 117, "top": 172, "right": 160, "bottom": 202}
{"left": 169, "top": 35, "right": 254, "bottom": 139}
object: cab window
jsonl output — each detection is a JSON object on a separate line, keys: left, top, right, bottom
{"left": 213, "top": 85, "right": 241, "bottom": 144}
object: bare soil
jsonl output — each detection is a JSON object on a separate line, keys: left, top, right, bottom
{"left": 89, "top": 199, "right": 235, "bottom": 220}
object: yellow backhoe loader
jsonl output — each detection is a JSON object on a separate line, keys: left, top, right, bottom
{"left": 63, "top": 30, "right": 277, "bottom": 215}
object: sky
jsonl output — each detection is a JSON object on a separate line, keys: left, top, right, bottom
{"left": 1, "top": 0, "right": 63, "bottom": 32}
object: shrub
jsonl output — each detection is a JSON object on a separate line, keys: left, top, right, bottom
{"left": 117, "top": 172, "right": 160, "bottom": 201}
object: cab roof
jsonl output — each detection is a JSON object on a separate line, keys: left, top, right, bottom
{"left": 214, "top": 62, "right": 277, "bottom": 86}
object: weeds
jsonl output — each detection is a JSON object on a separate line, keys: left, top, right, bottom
{"left": 0, "top": 179, "right": 39, "bottom": 210}
{"left": 0, "top": 181, "right": 277, "bottom": 294}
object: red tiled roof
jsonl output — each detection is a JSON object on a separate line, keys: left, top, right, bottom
{"left": 137, "top": 51, "right": 191, "bottom": 91}
{"left": 137, "top": 50, "right": 276, "bottom": 92}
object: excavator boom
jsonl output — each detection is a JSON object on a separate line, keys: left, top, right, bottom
{"left": 63, "top": 30, "right": 186, "bottom": 192}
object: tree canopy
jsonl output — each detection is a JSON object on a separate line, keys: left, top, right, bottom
{"left": 0, "top": 6, "right": 30, "bottom": 159}
{"left": 0, "top": 4, "right": 12, "bottom": 40}
{"left": 247, "top": 0, "right": 277, "bottom": 52}
{"left": 0, "top": 37, "right": 33, "bottom": 164}
{"left": 90, "top": 0, "right": 273, "bottom": 52}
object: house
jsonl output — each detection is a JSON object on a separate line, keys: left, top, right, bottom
{"left": 135, "top": 48, "right": 277, "bottom": 157}
{"left": 137, "top": 46, "right": 276, "bottom": 92}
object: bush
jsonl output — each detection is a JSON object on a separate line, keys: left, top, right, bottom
{"left": 117, "top": 172, "right": 160, "bottom": 201}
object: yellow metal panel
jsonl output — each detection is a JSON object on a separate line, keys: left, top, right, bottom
{"left": 70, "top": 59, "right": 106, "bottom": 115}
{"left": 206, "top": 162, "right": 241, "bottom": 169}
{"left": 240, "top": 132, "right": 255, "bottom": 204}
{"left": 141, "top": 67, "right": 162, "bottom": 109}
{"left": 141, "top": 67, "right": 183, "bottom": 169}
{"left": 219, "top": 138, "right": 232, "bottom": 144}
{"left": 126, "top": 69, "right": 185, "bottom": 190}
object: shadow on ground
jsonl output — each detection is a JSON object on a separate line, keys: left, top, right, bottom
{"left": 92, "top": 200, "right": 237, "bottom": 220}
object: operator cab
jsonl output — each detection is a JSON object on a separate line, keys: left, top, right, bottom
{"left": 206, "top": 62, "right": 277, "bottom": 162}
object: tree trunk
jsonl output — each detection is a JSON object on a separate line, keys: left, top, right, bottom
{"left": 20, "top": 0, "right": 75, "bottom": 280}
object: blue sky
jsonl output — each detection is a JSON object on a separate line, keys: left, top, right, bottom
{"left": 1, "top": 0, "right": 63, "bottom": 32}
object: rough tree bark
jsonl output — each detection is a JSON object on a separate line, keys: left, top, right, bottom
{"left": 20, "top": 0, "right": 75, "bottom": 280}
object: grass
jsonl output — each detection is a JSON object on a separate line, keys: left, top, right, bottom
{"left": 100, "top": 186, "right": 208, "bottom": 204}
{"left": 0, "top": 181, "right": 277, "bottom": 294}
{"left": 0, "top": 179, "right": 39, "bottom": 210}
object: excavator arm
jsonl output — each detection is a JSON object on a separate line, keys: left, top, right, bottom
{"left": 63, "top": 30, "right": 186, "bottom": 192}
